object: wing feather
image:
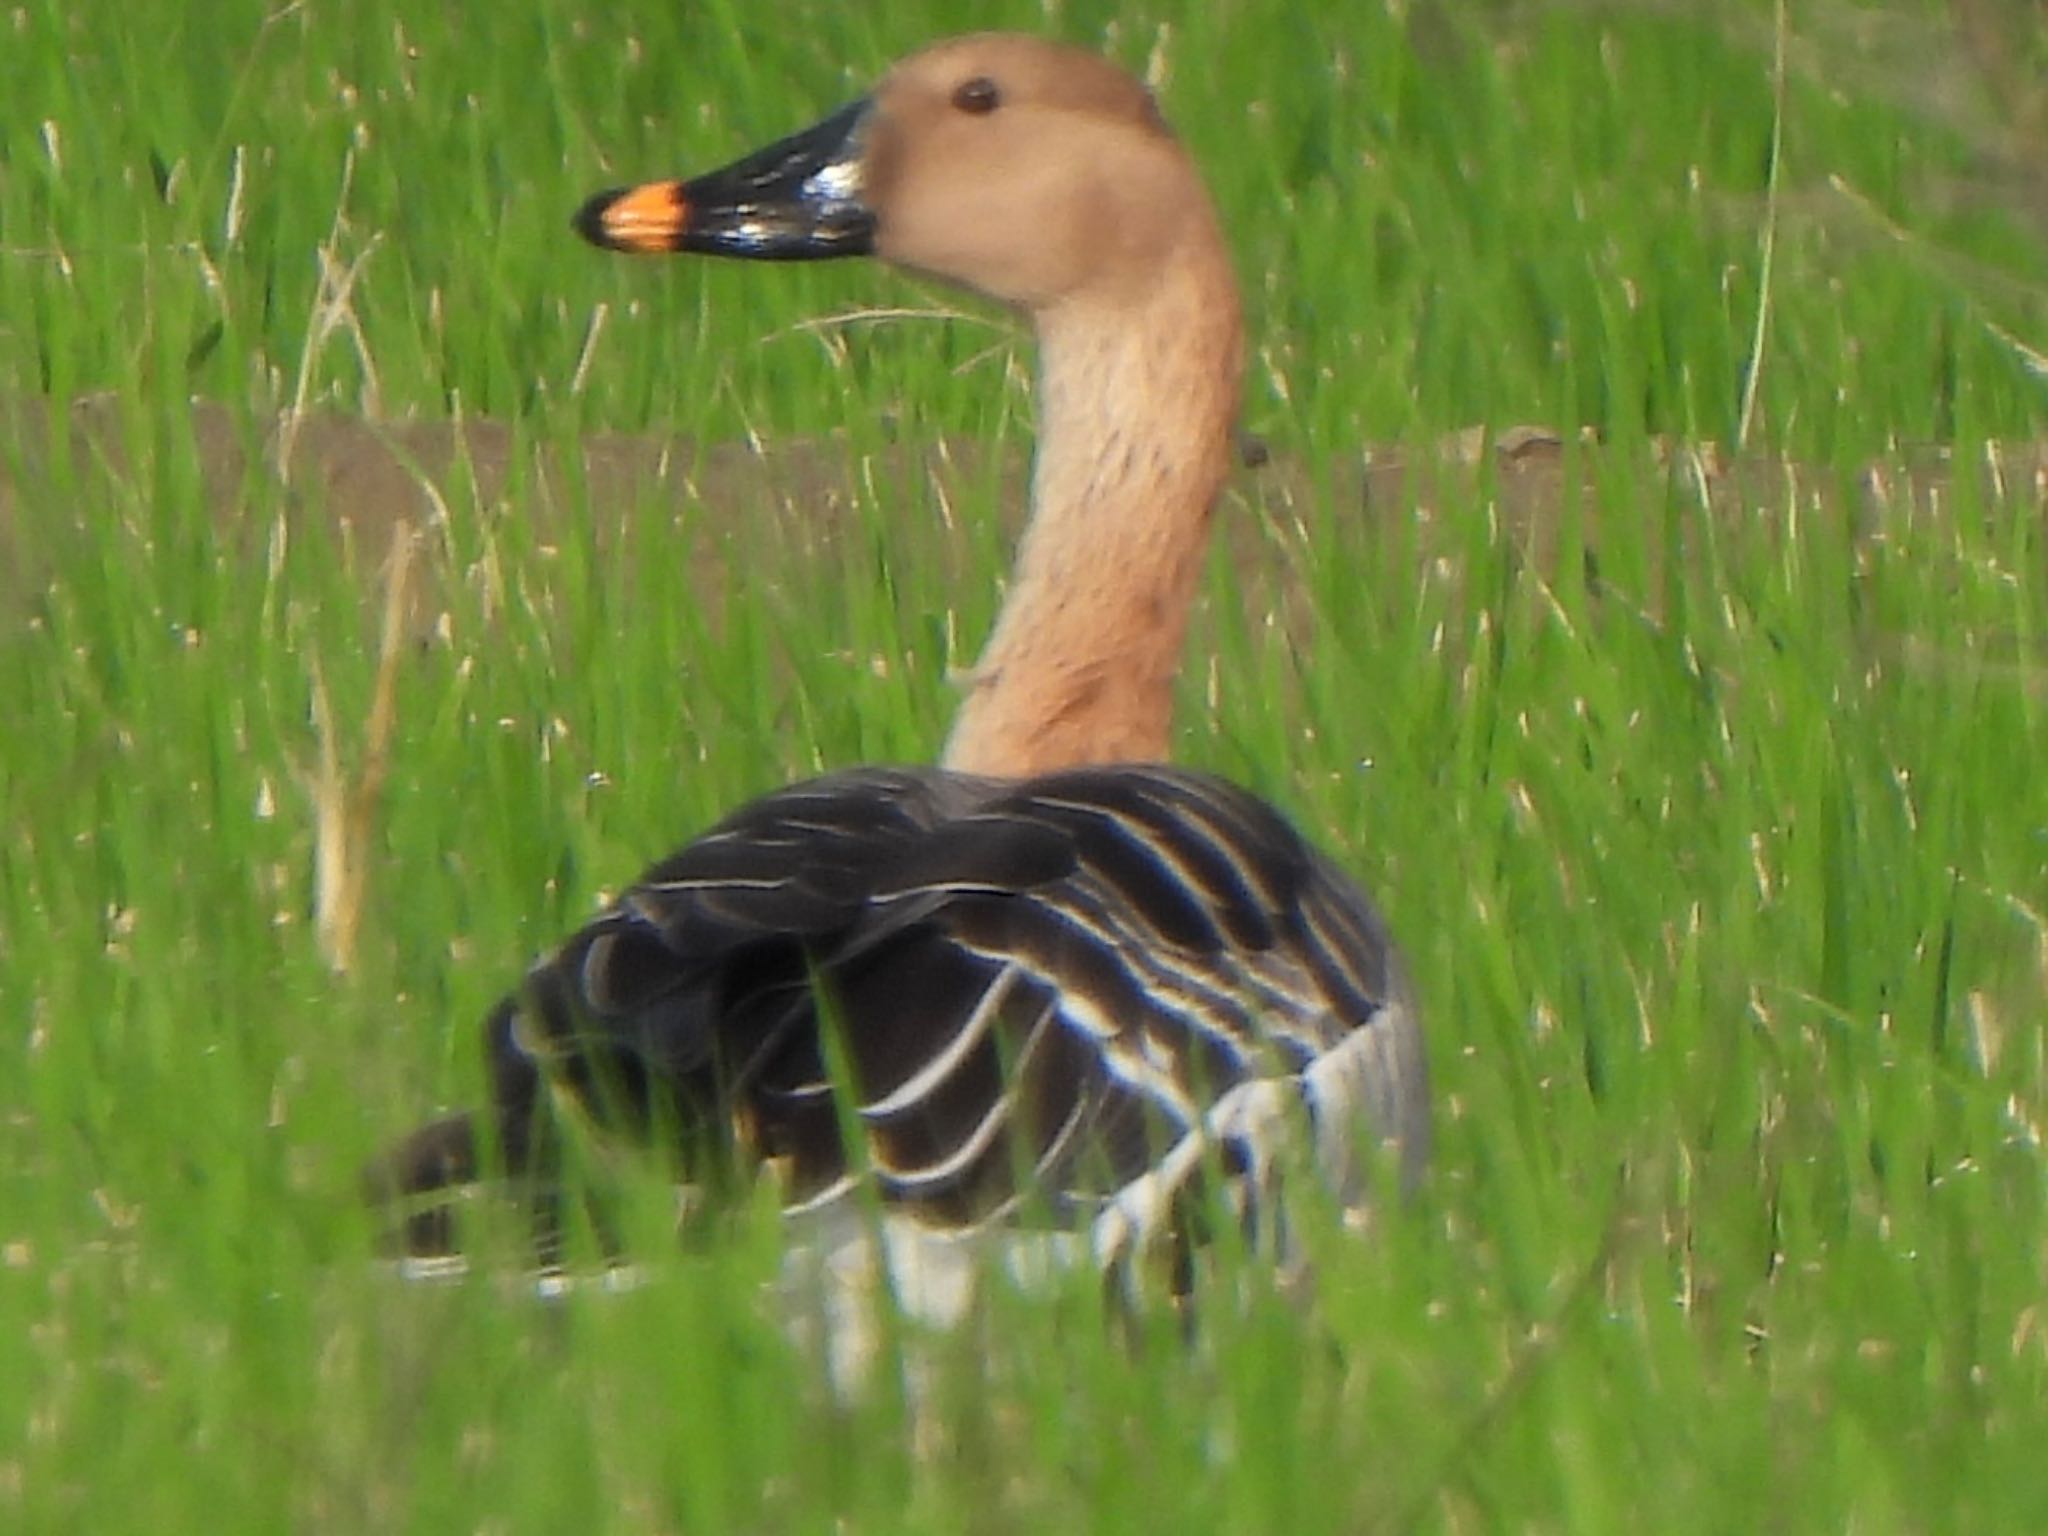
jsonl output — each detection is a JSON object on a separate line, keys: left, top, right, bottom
{"left": 401, "top": 762, "right": 1425, "bottom": 1259}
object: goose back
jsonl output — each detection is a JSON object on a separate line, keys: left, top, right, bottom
{"left": 380, "top": 763, "right": 1423, "bottom": 1269}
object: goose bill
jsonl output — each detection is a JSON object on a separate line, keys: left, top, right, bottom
{"left": 574, "top": 99, "right": 877, "bottom": 260}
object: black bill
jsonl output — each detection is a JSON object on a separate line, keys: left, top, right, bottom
{"left": 573, "top": 98, "right": 877, "bottom": 260}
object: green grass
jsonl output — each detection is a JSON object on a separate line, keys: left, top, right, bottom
{"left": 5, "top": 0, "right": 2048, "bottom": 1529}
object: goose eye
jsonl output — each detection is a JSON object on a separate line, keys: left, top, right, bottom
{"left": 952, "top": 77, "right": 1001, "bottom": 115}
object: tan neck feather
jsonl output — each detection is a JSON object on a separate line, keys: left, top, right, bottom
{"left": 941, "top": 244, "right": 1242, "bottom": 778}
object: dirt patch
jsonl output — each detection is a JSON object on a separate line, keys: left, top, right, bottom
{"left": 0, "top": 394, "right": 1008, "bottom": 630}
{"left": 2, "top": 394, "right": 2043, "bottom": 649}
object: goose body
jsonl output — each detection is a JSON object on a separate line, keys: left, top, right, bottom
{"left": 377, "top": 34, "right": 1428, "bottom": 1316}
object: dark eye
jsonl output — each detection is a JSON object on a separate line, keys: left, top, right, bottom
{"left": 952, "top": 76, "right": 1000, "bottom": 115}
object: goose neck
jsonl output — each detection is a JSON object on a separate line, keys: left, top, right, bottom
{"left": 941, "top": 262, "right": 1242, "bottom": 778}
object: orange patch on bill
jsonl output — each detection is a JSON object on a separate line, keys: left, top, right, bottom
{"left": 596, "top": 181, "right": 688, "bottom": 252}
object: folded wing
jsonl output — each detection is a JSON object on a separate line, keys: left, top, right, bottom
{"left": 381, "top": 764, "right": 1426, "bottom": 1263}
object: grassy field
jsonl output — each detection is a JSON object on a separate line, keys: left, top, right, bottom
{"left": 5, "top": 0, "right": 2047, "bottom": 1529}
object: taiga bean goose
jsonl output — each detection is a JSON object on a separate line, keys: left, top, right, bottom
{"left": 374, "top": 33, "right": 1428, "bottom": 1316}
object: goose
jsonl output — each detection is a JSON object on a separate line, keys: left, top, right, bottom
{"left": 373, "top": 33, "right": 1429, "bottom": 1330}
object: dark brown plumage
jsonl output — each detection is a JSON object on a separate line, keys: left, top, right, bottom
{"left": 372, "top": 765, "right": 1425, "bottom": 1272}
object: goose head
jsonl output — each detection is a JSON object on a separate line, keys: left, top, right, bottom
{"left": 575, "top": 33, "right": 1227, "bottom": 316}
{"left": 578, "top": 35, "right": 1244, "bottom": 775}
